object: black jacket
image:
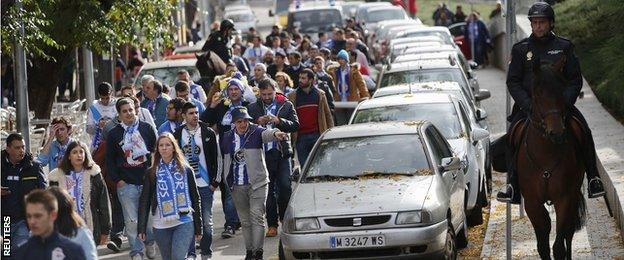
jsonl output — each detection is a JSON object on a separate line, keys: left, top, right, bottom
{"left": 285, "top": 63, "right": 307, "bottom": 88}
{"left": 1, "top": 151, "right": 46, "bottom": 221}
{"left": 315, "top": 73, "right": 336, "bottom": 110}
{"left": 201, "top": 100, "right": 250, "bottom": 137}
{"left": 202, "top": 31, "right": 232, "bottom": 63}
{"left": 105, "top": 121, "right": 157, "bottom": 185}
{"left": 173, "top": 121, "right": 221, "bottom": 187}
{"left": 138, "top": 166, "right": 202, "bottom": 236}
{"left": 13, "top": 231, "right": 86, "bottom": 260}
{"left": 267, "top": 64, "right": 288, "bottom": 80}
{"left": 507, "top": 32, "right": 582, "bottom": 120}
{"left": 247, "top": 94, "right": 300, "bottom": 157}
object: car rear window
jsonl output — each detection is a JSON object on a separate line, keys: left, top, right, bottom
{"left": 380, "top": 68, "right": 466, "bottom": 89}
{"left": 291, "top": 9, "right": 342, "bottom": 33}
{"left": 136, "top": 66, "right": 201, "bottom": 87}
{"left": 365, "top": 9, "right": 405, "bottom": 23}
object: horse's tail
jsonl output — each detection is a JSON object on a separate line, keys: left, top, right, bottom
{"left": 574, "top": 191, "right": 587, "bottom": 231}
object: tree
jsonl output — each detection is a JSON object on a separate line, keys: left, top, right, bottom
{"left": 1, "top": 0, "right": 176, "bottom": 118}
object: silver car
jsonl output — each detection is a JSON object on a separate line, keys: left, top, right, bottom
{"left": 280, "top": 121, "right": 468, "bottom": 259}
{"left": 349, "top": 93, "right": 490, "bottom": 226}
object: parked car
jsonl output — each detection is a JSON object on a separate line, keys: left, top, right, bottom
{"left": 392, "top": 51, "right": 480, "bottom": 90}
{"left": 354, "top": 2, "right": 391, "bottom": 28}
{"left": 349, "top": 93, "right": 490, "bottom": 225}
{"left": 370, "top": 20, "right": 422, "bottom": 62}
{"left": 392, "top": 26, "right": 456, "bottom": 46}
{"left": 357, "top": 6, "right": 410, "bottom": 36}
{"left": 173, "top": 40, "right": 206, "bottom": 55}
{"left": 340, "top": 1, "right": 364, "bottom": 18}
{"left": 448, "top": 22, "right": 470, "bottom": 59}
{"left": 224, "top": 8, "right": 258, "bottom": 36}
{"left": 287, "top": 5, "right": 344, "bottom": 41}
{"left": 280, "top": 121, "right": 468, "bottom": 259}
{"left": 133, "top": 59, "right": 201, "bottom": 88}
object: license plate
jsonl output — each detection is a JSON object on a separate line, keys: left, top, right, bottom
{"left": 329, "top": 235, "right": 386, "bottom": 248}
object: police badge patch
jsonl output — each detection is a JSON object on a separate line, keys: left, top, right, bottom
{"left": 527, "top": 51, "right": 533, "bottom": 61}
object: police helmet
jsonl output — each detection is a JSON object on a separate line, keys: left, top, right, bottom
{"left": 528, "top": 2, "right": 555, "bottom": 22}
{"left": 220, "top": 19, "right": 235, "bottom": 31}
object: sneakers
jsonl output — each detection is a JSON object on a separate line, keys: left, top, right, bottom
{"left": 496, "top": 184, "right": 521, "bottom": 204}
{"left": 253, "top": 249, "right": 264, "bottom": 260}
{"left": 244, "top": 250, "right": 253, "bottom": 260}
{"left": 145, "top": 242, "right": 157, "bottom": 259}
{"left": 201, "top": 254, "right": 212, "bottom": 260}
{"left": 588, "top": 178, "right": 606, "bottom": 198}
{"left": 106, "top": 236, "right": 122, "bottom": 252}
{"left": 266, "top": 227, "right": 278, "bottom": 237}
{"left": 221, "top": 226, "right": 235, "bottom": 239}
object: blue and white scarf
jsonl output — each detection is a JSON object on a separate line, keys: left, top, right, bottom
{"left": 221, "top": 102, "right": 242, "bottom": 127}
{"left": 56, "top": 142, "right": 69, "bottom": 165}
{"left": 121, "top": 120, "right": 149, "bottom": 166}
{"left": 90, "top": 105, "right": 104, "bottom": 151}
{"left": 67, "top": 170, "right": 85, "bottom": 217}
{"left": 184, "top": 127, "right": 210, "bottom": 184}
{"left": 156, "top": 160, "right": 192, "bottom": 220}
{"left": 336, "top": 66, "right": 350, "bottom": 101}
{"left": 263, "top": 101, "right": 278, "bottom": 152}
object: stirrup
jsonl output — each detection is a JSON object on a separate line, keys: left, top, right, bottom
{"left": 588, "top": 178, "right": 606, "bottom": 198}
{"left": 496, "top": 185, "right": 515, "bottom": 202}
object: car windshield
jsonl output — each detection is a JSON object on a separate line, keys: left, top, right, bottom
{"left": 291, "top": 9, "right": 342, "bottom": 33}
{"left": 136, "top": 66, "right": 201, "bottom": 87}
{"left": 304, "top": 135, "right": 431, "bottom": 180}
{"left": 380, "top": 68, "right": 467, "bottom": 89}
{"left": 398, "top": 31, "right": 453, "bottom": 44}
{"left": 352, "top": 103, "right": 462, "bottom": 139}
{"left": 366, "top": 9, "right": 405, "bottom": 23}
{"left": 226, "top": 12, "right": 255, "bottom": 22}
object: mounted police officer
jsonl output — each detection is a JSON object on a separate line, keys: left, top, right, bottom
{"left": 202, "top": 19, "right": 236, "bottom": 64}
{"left": 496, "top": 2, "right": 605, "bottom": 204}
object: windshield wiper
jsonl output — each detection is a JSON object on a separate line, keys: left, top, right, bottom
{"left": 305, "top": 175, "right": 358, "bottom": 182}
{"left": 356, "top": 171, "right": 415, "bottom": 178}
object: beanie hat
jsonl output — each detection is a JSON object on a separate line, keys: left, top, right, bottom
{"left": 337, "top": 50, "right": 349, "bottom": 61}
{"left": 227, "top": 78, "right": 245, "bottom": 96}
{"left": 232, "top": 71, "right": 244, "bottom": 80}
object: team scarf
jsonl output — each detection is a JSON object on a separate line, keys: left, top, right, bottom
{"left": 221, "top": 101, "right": 243, "bottom": 127}
{"left": 156, "top": 159, "right": 192, "bottom": 220}
{"left": 184, "top": 127, "right": 210, "bottom": 184}
{"left": 336, "top": 66, "right": 350, "bottom": 101}
{"left": 90, "top": 105, "right": 104, "bottom": 151}
{"left": 121, "top": 120, "right": 149, "bottom": 166}
{"left": 263, "top": 100, "right": 278, "bottom": 151}
{"left": 56, "top": 141, "right": 69, "bottom": 165}
{"left": 67, "top": 170, "right": 86, "bottom": 217}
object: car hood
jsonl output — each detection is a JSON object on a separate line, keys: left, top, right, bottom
{"left": 291, "top": 175, "right": 433, "bottom": 218}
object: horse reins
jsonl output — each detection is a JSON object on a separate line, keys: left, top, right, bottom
{"left": 524, "top": 101, "right": 568, "bottom": 180}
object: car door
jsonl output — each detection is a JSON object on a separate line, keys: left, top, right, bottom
{"left": 426, "top": 126, "right": 464, "bottom": 226}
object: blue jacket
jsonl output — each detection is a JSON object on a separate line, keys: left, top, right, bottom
{"left": 1, "top": 151, "right": 47, "bottom": 221}
{"left": 141, "top": 95, "right": 170, "bottom": 127}
{"left": 105, "top": 121, "right": 157, "bottom": 185}
{"left": 13, "top": 231, "right": 86, "bottom": 260}
{"left": 36, "top": 138, "right": 76, "bottom": 172}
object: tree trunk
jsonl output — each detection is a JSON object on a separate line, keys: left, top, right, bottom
{"left": 27, "top": 48, "right": 73, "bottom": 119}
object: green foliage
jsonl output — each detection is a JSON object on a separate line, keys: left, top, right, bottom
{"left": 555, "top": 0, "right": 624, "bottom": 119}
{"left": 1, "top": 0, "right": 176, "bottom": 60}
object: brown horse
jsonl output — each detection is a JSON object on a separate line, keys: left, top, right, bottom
{"left": 513, "top": 56, "right": 587, "bottom": 260}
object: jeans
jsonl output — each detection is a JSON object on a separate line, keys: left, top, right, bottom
{"left": 219, "top": 181, "right": 240, "bottom": 228}
{"left": 296, "top": 132, "right": 321, "bottom": 166}
{"left": 188, "top": 186, "right": 215, "bottom": 257}
{"left": 153, "top": 221, "right": 195, "bottom": 260}
{"left": 232, "top": 184, "right": 268, "bottom": 252}
{"left": 10, "top": 219, "right": 29, "bottom": 252}
{"left": 117, "top": 183, "right": 154, "bottom": 257}
{"left": 265, "top": 149, "right": 292, "bottom": 227}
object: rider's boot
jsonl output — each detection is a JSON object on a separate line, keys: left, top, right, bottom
{"left": 582, "top": 128, "right": 605, "bottom": 198}
{"left": 496, "top": 138, "right": 521, "bottom": 204}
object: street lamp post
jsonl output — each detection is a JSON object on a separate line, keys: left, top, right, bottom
{"left": 13, "top": 0, "right": 30, "bottom": 150}
{"left": 504, "top": 1, "right": 516, "bottom": 260}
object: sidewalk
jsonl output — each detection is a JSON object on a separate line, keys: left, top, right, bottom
{"left": 476, "top": 67, "right": 624, "bottom": 258}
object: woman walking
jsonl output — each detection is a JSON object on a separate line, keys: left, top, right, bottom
{"left": 138, "top": 133, "right": 203, "bottom": 260}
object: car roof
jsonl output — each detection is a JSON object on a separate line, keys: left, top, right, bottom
{"left": 396, "top": 45, "right": 457, "bottom": 56}
{"left": 291, "top": 4, "right": 341, "bottom": 12}
{"left": 377, "top": 19, "right": 419, "bottom": 27}
{"left": 366, "top": 5, "right": 404, "bottom": 13}
{"left": 398, "top": 26, "right": 452, "bottom": 35}
{"left": 357, "top": 2, "right": 391, "bottom": 10}
{"left": 141, "top": 59, "right": 197, "bottom": 69}
{"left": 386, "top": 58, "right": 459, "bottom": 72}
{"left": 357, "top": 93, "right": 454, "bottom": 110}
{"left": 373, "top": 82, "right": 463, "bottom": 98}
{"left": 389, "top": 36, "right": 446, "bottom": 46}
{"left": 394, "top": 51, "right": 458, "bottom": 63}
{"left": 225, "top": 9, "right": 254, "bottom": 15}
{"left": 173, "top": 40, "right": 206, "bottom": 54}
{"left": 224, "top": 4, "right": 251, "bottom": 11}
{"left": 391, "top": 41, "right": 444, "bottom": 51}
{"left": 322, "top": 121, "right": 428, "bottom": 140}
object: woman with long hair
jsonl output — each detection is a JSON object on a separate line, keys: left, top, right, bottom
{"left": 48, "top": 186, "right": 98, "bottom": 260}
{"left": 138, "top": 133, "right": 202, "bottom": 260}
{"left": 48, "top": 141, "right": 111, "bottom": 245}
{"left": 274, "top": 72, "right": 294, "bottom": 95}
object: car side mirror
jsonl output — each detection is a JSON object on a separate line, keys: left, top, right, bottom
{"left": 471, "top": 128, "right": 490, "bottom": 145}
{"left": 469, "top": 61, "right": 479, "bottom": 70}
{"left": 454, "top": 40, "right": 463, "bottom": 46}
{"left": 269, "top": 10, "right": 274, "bottom": 17}
{"left": 291, "top": 167, "right": 301, "bottom": 182}
{"left": 440, "top": 157, "right": 461, "bottom": 172}
{"left": 476, "top": 108, "right": 488, "bottom": 121}
{"left": 474, "top": 89, "right": 491, "bottom": 102}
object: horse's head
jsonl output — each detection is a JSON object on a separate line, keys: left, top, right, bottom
{"left": 195, "top": 52, "right": 212, "bottom": 76}
{"left": 531, "top": 56, "right": 569, "bottom": 144}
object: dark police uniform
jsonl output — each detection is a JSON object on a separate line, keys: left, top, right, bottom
{"left": 13, "top": 232, "right": 86, "bottom": 260}
{"left": 202, "top": 31, "right": 232, "bottom": 64}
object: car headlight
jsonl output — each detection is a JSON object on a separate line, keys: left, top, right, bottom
{"left": 294, "top": 218, "right": 320, "bottom": 231}
{"left": 396, "top": 211, "right": 430, "bottom": 225}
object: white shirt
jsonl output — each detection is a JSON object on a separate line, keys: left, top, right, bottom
{"left": 86, "top": 100, "right": 117, "bottom": 136}
{"left": 181, "top": 126, "right": 209, "bottom": 187}
{"left": 243, "top": 45, "right": 270, "bottom": 67}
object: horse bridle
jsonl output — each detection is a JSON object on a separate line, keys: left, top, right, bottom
{"left": 524, "top": 100, "right": 568, "bottom": 179}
